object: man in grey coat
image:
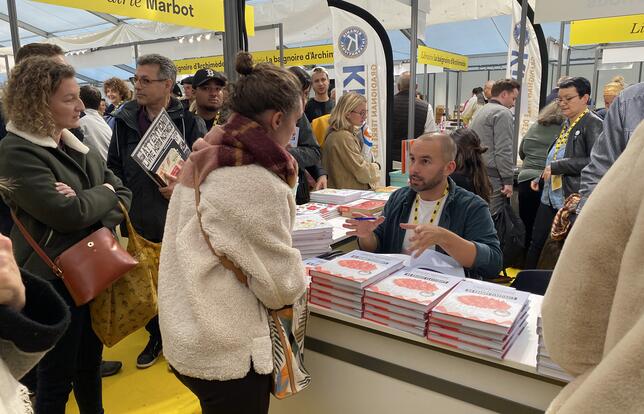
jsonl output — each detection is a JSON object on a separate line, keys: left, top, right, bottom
{"left": 469, "top": 79, "right": 521, "bottom": 215}
{"left": 577, "top": 82, "right": 644, "bottom": 213}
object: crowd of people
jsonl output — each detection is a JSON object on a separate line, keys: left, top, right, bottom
{"left": 0, "top": 39, "right": 643, "bottom": 414}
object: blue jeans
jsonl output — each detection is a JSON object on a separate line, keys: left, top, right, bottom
{"left": 35, "top": 279, "right": 103, "bottom": 414}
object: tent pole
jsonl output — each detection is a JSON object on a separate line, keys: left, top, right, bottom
{"left": 223, "top": 0, "right": 242, "bottom": 82}
{"left": 432, "top": 73, "right": 436, "bottom": 110}
{"left": 4, "top": 55, "right": 9, "bottom": 75}
{"left": 591, "top": 45, "right": 601, "bottom": 109}
{"left": 445, "top": 70, "right": 449, "bottom": 117}
{"left": 565, "top": 47, "right": 571, "bottom": 75}
{"left": 513, "top": 0, "right": 529, "bottom": 167}
{"left": 456, "top": 71, "right": 462, "bottom": 125}
{"left": 6, "top": 0, "right": 20, "bottom": 57}
{"left": 424, "top": 64, "right": 428, "bottom": 101}
{"left": 639, "top": 61, "right": 643, "bottom": 83}
{"left": 278, "top": 23, "right": 284, "bottom": 68}
{"left": 555, "top": 21, "right": 565, "bottom": 83}
{"left": 407, "top": 0, "right": 419, "bottom": 141}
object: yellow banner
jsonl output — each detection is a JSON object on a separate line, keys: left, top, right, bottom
{"left": 417, "top": 46, "right": 468, "bottom": 71}
{"left": 31, "top": 0, "right": 255, "bottom": 34}
{"left": 174, "top": 45, "right": 335, "bottom": 75}
{"left": 570, "top": 14, "right": 644, "bottom": 45}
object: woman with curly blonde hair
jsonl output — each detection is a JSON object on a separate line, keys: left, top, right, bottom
{"left": 322, "top": 92, "right": 380, "bottom": 189}
{"left": 0, "top": 56, "right": 131, "bottom": 414}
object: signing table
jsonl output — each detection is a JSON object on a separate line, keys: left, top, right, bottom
{"left": 270, "top": 295, "right": 564, "bottom": 414}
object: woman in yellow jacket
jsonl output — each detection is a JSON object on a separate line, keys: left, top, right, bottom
{"left": 322, "top": 92, "right": 380, "bottom": 189}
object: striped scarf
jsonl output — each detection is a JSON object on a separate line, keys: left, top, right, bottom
{"left": 180, "top": 113, "right": 298, "bottom": 189}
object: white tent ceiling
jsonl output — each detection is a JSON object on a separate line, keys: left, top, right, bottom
{"left": 0, "top": 0, "right": 548, "bottom": 83}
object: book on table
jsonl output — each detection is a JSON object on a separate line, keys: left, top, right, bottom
{"left": 309, "top": 250, "right": 405, "bottom": 289}
{"left": 428, "top": 280, "right": 530, "bottom": 358}
{"left": 296, "top": 202, "right": 340, "bottom": 220}
{"left": 131, "top": 108, "right": 191, "bottom": 187}
{"left": 308, "top": 250, "right": 404, "bottom": 318}
{"left": 362, "top": 267, "right": 463, "bottom": 336}
{"left": 337, "top": 199, "right": 386, "bottom": 218}
{"left": 361, "top": 192, "right": 393, "bottom": 202}
{"left": 292, "top": 215, "right": 334, "bottom": 259}
{"left": 309, "top": 188, "right": 366, "bottom": 205}
{"left": 535, "top": 315, "right": 571, "bottom": 382}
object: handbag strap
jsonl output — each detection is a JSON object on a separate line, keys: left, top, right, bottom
{"left": 193, "top": 170, "right": 248, "bottom": 286}
{"left": 10, "top": 209, "right": 63, "bottom": 278}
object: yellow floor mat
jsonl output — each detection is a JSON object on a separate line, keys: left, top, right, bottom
{"left": 66, "top": 329, "right": 199, "bottom": 414}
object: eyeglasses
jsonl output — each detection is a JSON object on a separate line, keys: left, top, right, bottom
{"left": 556, "top": 95, "right": 579, "bottom": 105}
{"left": 351, "top": 110, "right": 367, "bottom": 117}
{"left": 129, "top": 76, "right": 167, "bottom": 87}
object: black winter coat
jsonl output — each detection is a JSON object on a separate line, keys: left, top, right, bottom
{"left": 549, "top": 111, "right": 602, "bottom": 198}
{"left": 107, "top": 98, "right": 207, "bottom": 242}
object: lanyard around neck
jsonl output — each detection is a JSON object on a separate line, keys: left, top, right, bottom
{"left": 413, "top": 186, "right": 449, "bottom": 225}
{"left": 553, "top": 108, "right": 588, "bottom": 161}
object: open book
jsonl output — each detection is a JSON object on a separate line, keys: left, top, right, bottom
{"left": 131, "top": 109, "right": 191, "bottom": 187}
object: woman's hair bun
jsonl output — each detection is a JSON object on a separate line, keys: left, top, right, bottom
{"left": 610, "top": 75, "right": 626, "bottom": 86}
{"left": 235, "top": 52, "right": 254, "bottom": 76}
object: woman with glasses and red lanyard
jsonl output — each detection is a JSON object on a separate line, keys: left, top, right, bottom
{"left": 321, "top": 92, "right": 380, "bottom": 190}
{"left": 524, "top": 77, "right": 602, "bottom": 269}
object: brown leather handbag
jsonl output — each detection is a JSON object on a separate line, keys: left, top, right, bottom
{"left": 11, "top": 206, "right": 138, "bottom": 306}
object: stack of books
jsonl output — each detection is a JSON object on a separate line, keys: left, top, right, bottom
{"left": 292, "top": 215, "right": 333, "bottom": 259}
{"left": 362, "top": 192, "right": 393, "bottom": 202}
{"left": 308, "top": 251, "right": 405, "bottom": 318}
{"left": 302, "top": 257, "right": 328, "bottom": 298}
{"left": 310, "top": 189, "right": 365, "bottom": 205}
{"left": 337, "top": 199, "right": 386, "bottom": 218}
{"left": 428, "top": 281, "right": 530, "bottom": 359}
{"left": 536, "top": 316, "right": 573, "bottom": 382}
{"left": 363, "top": 268, "right": 463, "bottom": 336}
{"left": 296, "top": 202, "right": 340, "bottom": 220}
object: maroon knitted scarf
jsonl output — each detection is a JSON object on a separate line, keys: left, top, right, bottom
{"left": 180, "top": 113, "right": 298, "bottom": 189}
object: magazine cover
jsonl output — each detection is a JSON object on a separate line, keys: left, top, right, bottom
{"left": 131, "top": 108, "right": 191, "bottom": 187}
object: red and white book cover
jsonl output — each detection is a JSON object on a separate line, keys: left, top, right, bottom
{"left": 309, "top": 250, "right": 405, "bottom": 289}
{"left": 310, "top": 295, "right": 363, "bottom": 318}
{"left": 363, "top": 304, "right": 427, "bottom": 330}
{"left": 428, "top": 319, "right": 527, "bottom": 351}
{"left": 310, "top": 283, "right": 363, "bottom": 303}
{"left": 365, "top": 268, "right": 463, "bottom": 312}
{"left": 310, "top": 289, "right": 362, "bottom": 310}
{"left": 310, "top": 188, "right": 365, "bottom": 204}
{"left": 431, "top": 281, "right": 530, "bottom": 334}
{"left": 363, "top": 297, "right": 428, "bottom": 321}
{"left": 338, "top": 199, "right": 386, "bottom": 217}
{"left": 363, "top": 312, "right": 426, "bottom": 336}
{"left": 429, "top": 308, "right": 529, "bottom": 343}
{"left": 296, "top": 202, "right": 340, "bottom": 219}
{"left": 362, "top": 192, "right": 392, "bottom": 202}
{"left": 310, "top": 276, "right": 363, "bottom": 296}
{"left": 292, "top": 215, "right": 334, "bottom": 235}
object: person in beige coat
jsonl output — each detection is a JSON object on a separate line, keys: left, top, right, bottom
{"left": 158, "top": 52, "right": 306, "bottom": 414}
{"left": 541, "top": 120, "right": 644, "bottom": 413}
{"left": 322, "top": 92, "right": 380, "bottom": 189}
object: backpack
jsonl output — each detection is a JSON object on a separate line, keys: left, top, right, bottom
{"left": 493, "top": 201, "right": 526, "bottom": 270}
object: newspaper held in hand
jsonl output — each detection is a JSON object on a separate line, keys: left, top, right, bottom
{"left": 131, "top": 108, "right": 191, "bottom": 187}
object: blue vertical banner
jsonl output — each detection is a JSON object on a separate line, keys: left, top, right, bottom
{"left": 506, "top": 0, "right": 543, "bottom": 145}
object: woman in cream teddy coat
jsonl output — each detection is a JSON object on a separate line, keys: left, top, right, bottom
{"left": 542, "top": 120, "right": 644, "bottom": 413}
